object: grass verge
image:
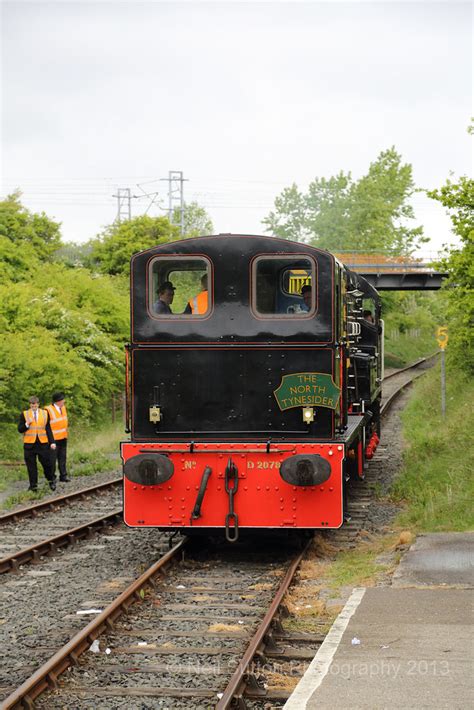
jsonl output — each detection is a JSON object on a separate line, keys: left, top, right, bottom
{"left": 391, "top": 364, "right": 474, "bottom": 531}
{"left": 384, "top": 333, "right": 436, "bottom": 368}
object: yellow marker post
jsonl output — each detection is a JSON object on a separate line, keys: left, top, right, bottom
{"left": 436, "top": 327, "right": 448, "bottom": 417}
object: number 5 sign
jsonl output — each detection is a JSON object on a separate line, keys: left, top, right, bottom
{"left": 436, "top": 326, "right": 448, "bottom": 350}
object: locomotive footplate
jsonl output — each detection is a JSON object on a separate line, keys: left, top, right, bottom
{"left": 336, "top": 414, "right": 371, "bottom": 446}
{"left": 121, "top": 441, "right": 346, "bottom": 530}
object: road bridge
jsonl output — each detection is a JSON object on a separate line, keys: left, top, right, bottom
{"left": 335, "top": 252, "right": 449, "bottom": 290}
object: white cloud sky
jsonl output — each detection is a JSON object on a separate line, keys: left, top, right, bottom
{"left": 1, "top": 0, "right": 472, "bottom": 251}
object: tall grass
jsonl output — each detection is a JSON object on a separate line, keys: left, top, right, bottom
{"left": 391, "top": 364, "right": 474, "bottom": 531}
{"left": 69, "top": 421, "right": 126, "bottom": 458}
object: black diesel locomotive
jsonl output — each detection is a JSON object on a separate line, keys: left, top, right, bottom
{"left": 122, "top": 234, "right": 382, "bottom": 539}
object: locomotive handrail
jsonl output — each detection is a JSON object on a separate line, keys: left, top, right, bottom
{"left": 124, "top": 343, "right": 131, "bottom": 433}
{"left": 137, "top": 429, "right": 310, "bottom": 435}
{"left": 139, "top": 446, "right": 298, "bottom": 454}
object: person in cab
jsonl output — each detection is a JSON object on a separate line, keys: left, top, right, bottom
{"left": 18, "top": 396, "right": 57, "bottom": 492}
{"left": 153, "top": 281, "right": 175, "bottom": 314}
{"left": 301, "top": 284, "right": 312, "bottom": 311}
{"left": 184, "top": 273, "right": 208, "bottom": 314}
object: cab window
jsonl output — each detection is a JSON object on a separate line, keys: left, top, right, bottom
{"left": 252, "top": 255, "right": 316, "bottom": 317}
{"left": 149, "top": 256, "right": 211, "bottom": 317}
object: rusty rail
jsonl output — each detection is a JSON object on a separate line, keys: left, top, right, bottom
{"left": 0, "top": 510, "right": 123, "bottom": 574}
{"left": 383, "top": 353, "right": 438, "bottom": 381}
{"left": 216, "top": 542, "right": 309, "bottom": 709}
{"left": 381, "top": 377, "right": 423, "bottom": 418}
{"left": 1, "top": 538, "right": 186, "bottom": 710}
{"left": 0, "top": 478, "right": 122, "bottom": 525}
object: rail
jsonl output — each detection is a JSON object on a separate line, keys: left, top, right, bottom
{"left": 0, "top": 357, "right": 438, "bottom": 706}
{"left": 0, "top": 477, "right": 122, "bottom": 525}
{"left": 335, "top": 251, "right": 444, "bottom": 271}
{"left": 0, "top": 509, "right": 123, "bottom": 574}
{"left": 216, "top": 542, "right": 310, "bottom": 709}
{"left": 383, "top": 353, "right": 438, "bottom": 381}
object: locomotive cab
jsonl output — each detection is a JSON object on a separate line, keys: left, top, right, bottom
{"left": 121, "top": 234, "right": 382, "bottom": 538}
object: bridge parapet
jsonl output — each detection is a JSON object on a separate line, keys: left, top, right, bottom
{"left": 335, "top": 252, "right": 448, "bottom": 290}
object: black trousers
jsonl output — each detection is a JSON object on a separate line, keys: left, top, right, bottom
{"left": 52, "top": 439, "right": 68, "bottom": 480}
{"left": 24, "top": 444, "right": 55, "bottom": 489}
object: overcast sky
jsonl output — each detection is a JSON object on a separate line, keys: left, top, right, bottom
{"left": 1, "top": 1, "right": 472, "bottom": 251}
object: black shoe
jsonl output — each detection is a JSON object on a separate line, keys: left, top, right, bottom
{"left": 28, "top": 487, "right": 38, "bottom": 492}
{"left": 59, "top": 477, "right": 71, "bottom": 482}
{"left": 49, "top": 480, "right": 57, "bottom": 491}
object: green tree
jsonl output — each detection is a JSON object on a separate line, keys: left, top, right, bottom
{"left": 263, "top": 148, "right": 426, "bottom": 254}
{"left": 0, "top": 192, "right": 63, "bottom": 281}
{"left": 172, "top": 201, "right": 214, "bottom": 237}
{"left": 0, "top": 262, "right": 128, "bottom": 423}
{"left": 0, "top": 192, "right": 131, "bottom": 429}
{"left": 264, "top": 182, "right": 321, "bottom": 242}
{"left": 305, "top": 174, "right": 353, "bottom": 248}
{"left": 349, "top": 149, "right": 424, "bottom": 253}
{"left": 89, "top": 215, "right": 180, "bottom": 276}
{"left": 427, "top": 175, "right": 474, "bottom": 372}
{"left": 54, "top": 240, "right": 93, "bottom": 268}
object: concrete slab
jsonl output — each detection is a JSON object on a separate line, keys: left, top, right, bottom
{"left": 285, "top": 533, "right": 474, "bottom": 709}
{"left": 287, "top": 588, "right": 473, "bottom": 710}
{"left": 393, "top": 532, "right": 474, "bottom": 587}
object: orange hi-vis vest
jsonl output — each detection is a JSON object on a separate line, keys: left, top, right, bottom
{"left": 188, "top": 290, "right": 208, "bottom": 314}
{"left": 23, "top": 408, "right": 48, "bottom": 444}
{"left": 46, "top": 404, "right": 68, "bottom": 440}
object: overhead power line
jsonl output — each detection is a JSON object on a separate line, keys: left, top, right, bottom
{"left": 160, "top": 171, "right": 187, "bottom": 235}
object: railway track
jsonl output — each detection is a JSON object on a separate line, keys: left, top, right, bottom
{"left": 0, "top": 479, "right": 122, "bottom": 574}
{"left": 3, "top": 538, "right": 314, "bottom": 710}
{"left": 0, "top": 478, "right": 122, "bottom": 525}
{"left": 381, "top": 353, "right": 437, "bottom": 413}
{"left": 1, "top": 355, "right": 434, "bottom": 709}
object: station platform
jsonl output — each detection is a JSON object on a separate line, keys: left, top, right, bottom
{"left": 284, "top": 533, "right": 474, "bottom": 710}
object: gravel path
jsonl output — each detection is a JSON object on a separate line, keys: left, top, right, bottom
{"left": 360, "top": 387, "right": 411, "bottom": 531}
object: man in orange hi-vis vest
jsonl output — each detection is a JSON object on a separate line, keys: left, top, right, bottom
{"left": 184, "top": 273, "right": 209, "bottom": 314}
{"left": 46, "top": 392, "right": 70, "bottom": 483}
{"left": 18, "top": 396, "right": 57, "bottom": 492}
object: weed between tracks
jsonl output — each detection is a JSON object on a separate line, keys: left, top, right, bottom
{"left": 208, "top": 623, "right": 245, "bottom": 633}
{"left": 265, "top": 671, "right": 300, "bottom": 690}
{"left": 283, "top": 532, "right": 405, "bottom": 635}
{"left": 249, "top": 582, "right": 274, "bottom": 591}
